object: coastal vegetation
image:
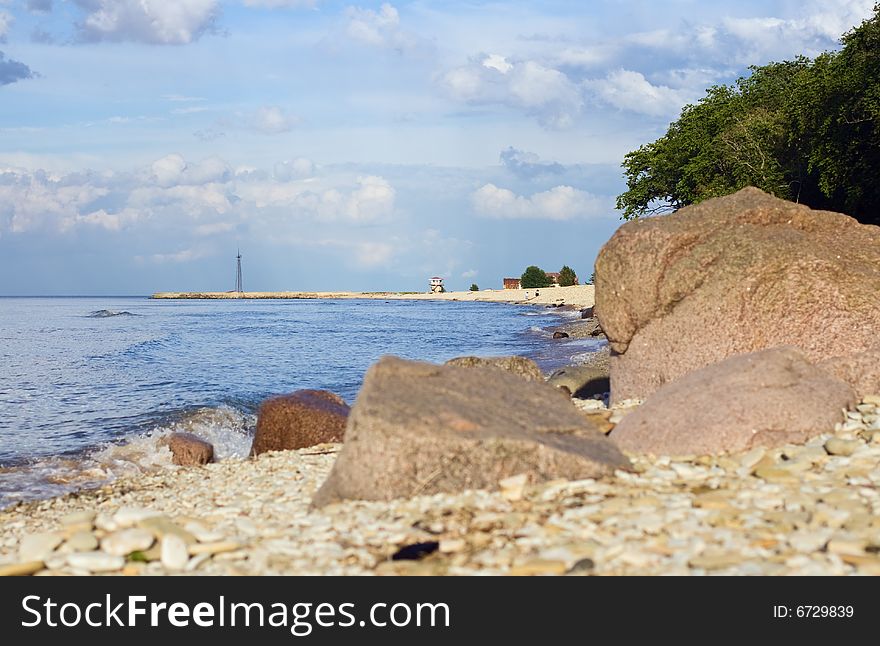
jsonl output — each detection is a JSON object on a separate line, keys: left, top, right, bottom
{"left": 557, "top": 266, "right": 577, "bottom": 287}
{"left": 470, "top": 284, "right": 479, "bottom": 291}
{"left": 520, "top": 266, "right": 551, "bottom": 289}
{"left": 616, "top": 4, "right": 880, "bottom": 226}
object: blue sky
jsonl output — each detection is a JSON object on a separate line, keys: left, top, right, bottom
{"left": 0, "top": 0, "right": 874, "bottom": 294}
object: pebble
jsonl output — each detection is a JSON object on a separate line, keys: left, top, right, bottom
{"left": 66, "top": 552, "right": 125, "bottom": 572}
{"left": 824, "top": 438, "right": 861, "bottom": 457}
{"left": 0, "top": 561, "right": 45, "bottom": 576}
{"left": 160, "top": 535, "right": 189, "bottom": 571}
{"left": 19, "top": 532, "right": 63, "bottom": 562}
{"left": 113, "top": 507, "right": 160, "bottom": 528}
{"left": 60, "top": 510, "right": 96, "bottom": 527}
{"left": 508, "top": 559, "right": 568, "bottom": 576}
{"left": 101, "top": 529, "right": 155, "bottom": 556}
{"left": 65, "top": 530, "right": 99, "bottom": 552}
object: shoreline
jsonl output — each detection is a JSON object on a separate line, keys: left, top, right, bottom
{"left": 150, "top": 284, "right": 596, "bottom": 310}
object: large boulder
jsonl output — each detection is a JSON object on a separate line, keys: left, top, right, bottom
{"left": 312, "top": 356, "right": 630, "bottom": 507}
{"left": 444, "top": 355, "right": 544, "bottom": 382}
{"left": 817, "top": 344, "right": 880, "bottom": 400}
{"left": 252, "top": 390, "right": 349, "bottom": 455}
{"left": 595, "top": 187, "right": 880, "bottom": 403}
{"left": 610, "top": 347, "right": 856, "bottom": 456}
{"left": 160, "top": 432, "right": 214, "bottom": 466}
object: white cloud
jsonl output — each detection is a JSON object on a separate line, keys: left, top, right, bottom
{"left": 461, "top": 269, "right": 478, "bottom": 279}
{"left": 343, "top": 2, "right": 424, "bottom": 53}
{"left": 74, "top": 0, "right": 220, "bottom": 45}
{"left": 472, "top": 183, "right": 606, "bottom": 220}
{"left": 252, "top": 106, "right": 298, "bottom": 134}
{"left": 587, "top": 69, "right": 692, "bottom": 118}
{"left": 0, "top": 10, "right": 12, "bottom": 41}
{"left": 0, "top": 156, "right": 397, "bottom": 238}
{"left": 150, "top": 154, "right": 231, "bottom": 187}
{"left": 274, "top": 158, "right": 314, "bottom": 180}
{"left": 441, "top": 55, "right": 583, "bottom": 128}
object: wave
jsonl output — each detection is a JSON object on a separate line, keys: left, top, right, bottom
{"left": 0, "top": 405, "right": 255, "bottom": 508}
{"left": 88, "top": 309, "right": 137, "bottom": 318}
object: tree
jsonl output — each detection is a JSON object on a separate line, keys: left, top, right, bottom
{"left": 557, "top": 265, "right": 577, "bottom": 286}
{"left": 469, "top": 283, "right": 479, "bottom": 291}
{"left": 616, "top": 4, "right": 880, "bottom": 226}
{"left": 521, "top": 265, "right": 551, "bottom": 289}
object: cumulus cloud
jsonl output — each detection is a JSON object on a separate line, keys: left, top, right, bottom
{"left": 73, "top": 0, "right": 220, "bottom": 45}
{"left": 461, "top": 269, "right": 478, "bottom": 279}
{"left": 586, "top": 69, "right": 693, "bottom": 118}
{"left": 499, "top": 147, "right": 564, "bottom": 179}
{"left": 343, "top": 2, "right": 424, "bottom": 54}
{"left": 472, "top": 183, "right": 606, "bottom": 220}
{"left": 0, "top": 156, "right": 397, "bottom": 238}
{"left": 150, "top": 154, "right": 231, "bottom": 187}
{"left": 0, "top": 51, "right": 34, "bottom": 86}
{"left": 243, "top": 0, "right": 319, "bottom": 8}
{"left": 440, "top": 54, "right": 583, "bottom": 128}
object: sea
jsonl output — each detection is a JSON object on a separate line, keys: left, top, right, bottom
{"left": 0, "top": 297, "right": 604, "bottom": 508}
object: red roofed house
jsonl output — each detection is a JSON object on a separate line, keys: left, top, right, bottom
{"left": 503, "top": 278, "right": 521, "bottom": 290}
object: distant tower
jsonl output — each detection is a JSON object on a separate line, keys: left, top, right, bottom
{"left": 235, "top": 249, "right": 243, "bottom": 293}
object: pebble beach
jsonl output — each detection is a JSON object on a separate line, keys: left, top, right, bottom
{"left": 3, "top": 395, "right": 878, "bottom": 577}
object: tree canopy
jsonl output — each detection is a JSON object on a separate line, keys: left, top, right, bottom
{"left": 616, "top": 4, "right": 880, "bottom": 226}
{"left": 469, "top": 283, "right": 479, "bottom": 291}
{"left": 557, "top": 265, "right": 578, "bottom": 286}
{"left": 521, "top": 266, "right": 552, "bottom": 289}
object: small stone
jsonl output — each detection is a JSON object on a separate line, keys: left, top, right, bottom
{"left": 19, "top": 532, "right": 64, "bottom": 562}
{"left": 138, "top": 517, "right": 197, "bottom": 544}
{"left": 754, "top": 465, "right": 799, "bottom": 484}
{"left": 439, "top": 538, "right": 466, "bottom": 554}
{"left": 826, "top": 538, "right": 867, "bottom": 556}
{"left": 862, "top": 394, "right": 880, "bottom": 406}
{"left": 188, "top": 541, "right": 242, "bottom": 556}
{"left": 688, "top": 551, "right": 742, "bottom": 571}
{"left": 824, "top": 438, "right": 860, "bottom": 457}
{"left": 67, "top": 552, "right": 125, "bottom": 572}
{"left": 566, "top": 558, "right": 595, "bottom": 574}
{"left": 183, "top": 522, "right": 224, "bottom": 544}
{"left": 499, "top": 473, "right": 529, "bottom": 501}
{"left": 160, "top": 535, "right": 189, "bottom": 571}
{"left": 65, "top": 531, "right": 98, "bottom": 552}
{"left": 508, "top": 559, "right": 568, "bottom": 576}
{"left": 122, "top": 563, "right": 146, "bottom": 576}
{"left": 113, "top": 507, "right": 160, "bottom": 528}
{"left": 0, "top": 561, "right": 44, "bottom": 577}
{"left": 101, "top": 529, "right": 155, "bottom": 556}
{"left": 60, "top": 510, "right": 96, "bottom": 527}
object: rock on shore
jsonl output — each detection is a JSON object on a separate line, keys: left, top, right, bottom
{"left": 445, "top": 355, "right": 544, "bottom": 382}
{"left": 312, "top": 356, "right": 629, "bottom": 507}
{"left": 252, "top": 390, "right": 350, "bottom": 455}
{"left": 611, "top": 347, "right": 856, "bottom": 456}
{"left": 595, "top": 187, "right": 880, "bottom": 403}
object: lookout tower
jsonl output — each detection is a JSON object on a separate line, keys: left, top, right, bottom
{"left": 235, "top": 250, "right": 243, "bottom": 293}
{"left": 429, "top": 277, "right": 445, "bottom": 293}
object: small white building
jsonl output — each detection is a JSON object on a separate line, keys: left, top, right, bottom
{"left": 429, "top": 277, "right": 445, "bottom": 293}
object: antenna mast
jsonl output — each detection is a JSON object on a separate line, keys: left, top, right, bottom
{"left": 235, "top": 249, "right": 243, "bottom": 293}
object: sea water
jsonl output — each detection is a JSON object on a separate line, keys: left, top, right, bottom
{"left": 0, "top": 297, "right": 603, "bottom": 506}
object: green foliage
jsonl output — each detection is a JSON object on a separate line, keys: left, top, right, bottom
{"left": 469, "top": 283, "right": 479, "bottom": 291}
{"left": 617, "top": 4, "right": 880, "bottom": 226}
{"left": 557, "top": 265, "right": 578, "bottom": 286}
{"left": 521, "top": 265, "right": 551, "bottom": 289}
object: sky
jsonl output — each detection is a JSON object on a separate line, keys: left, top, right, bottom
{"left": 0, "top": 0, "right": 875, "bottom": 294}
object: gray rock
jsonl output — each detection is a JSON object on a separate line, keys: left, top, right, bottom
{"left": 313, "top": 356, "right": 630, "bottom": 506}
{"left": 445, "top": 355, "right": 544, "bottom": 382}
{"left": 610, "top": 347, "right": 856, "bottom": 456}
